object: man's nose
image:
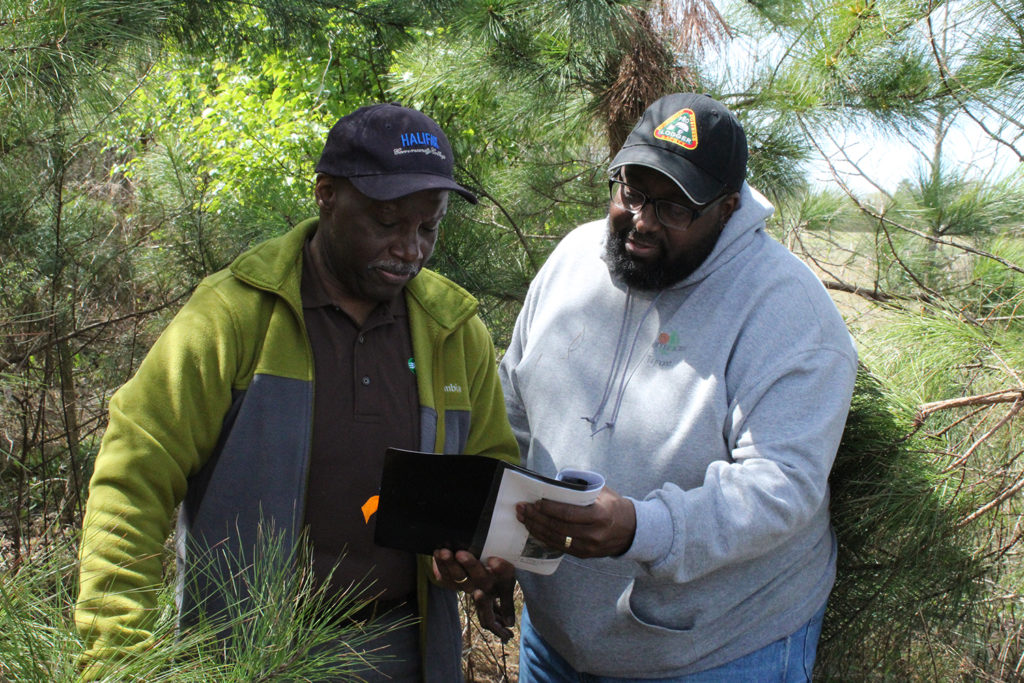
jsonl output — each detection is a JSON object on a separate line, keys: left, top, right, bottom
{"left": 391, "top": 225, "right": 425, "bottom": 261}
{"left": 632, "top": 203, "right": 661, "bottom": 233}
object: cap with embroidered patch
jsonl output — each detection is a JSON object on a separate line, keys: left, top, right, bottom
{"left": 609, "top": 93, "right": 747, "bottom": 206}
{"left": 315, "top": 102, "right": 477, "bottom": 204}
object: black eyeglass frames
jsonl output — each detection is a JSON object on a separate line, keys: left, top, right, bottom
{"left": 608, "top": 178, "right": 727, "bottom": 231}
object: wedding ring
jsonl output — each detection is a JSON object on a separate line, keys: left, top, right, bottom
{"left": 564, "top": 535, "right": 573, "bottom": 550}
{"left": 455, "top": 576, "right": 469, "bottom": 584}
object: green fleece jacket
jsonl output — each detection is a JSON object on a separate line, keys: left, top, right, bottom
{"left": 75, "top": 218, "right": 517, "bottom": 681}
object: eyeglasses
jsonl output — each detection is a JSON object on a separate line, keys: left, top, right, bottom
{"left": 608, "top": 178, "right": 727, "bottom": 231}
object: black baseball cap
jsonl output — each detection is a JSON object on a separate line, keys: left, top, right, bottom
{"left": 609, "top": 93, "right": 747, "bottom": 206}
{"left": 315, "top": 102, "right": 477, "bottom": 204}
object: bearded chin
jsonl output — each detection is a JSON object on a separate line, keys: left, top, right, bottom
{"left": 604, "top": 231, "right": 666, "bottom": 290}
{"left": 603, "top": 217, "right": 726, "bottom": 290}
{"left": 604, "top": 228, "right": 703, "bottom": 290}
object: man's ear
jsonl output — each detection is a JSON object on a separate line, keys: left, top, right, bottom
{"left": 314, "top": 174, "right": 336, "bottom": 210}
{"left": 719, "top": 191, "right": 741, "bottom": 224}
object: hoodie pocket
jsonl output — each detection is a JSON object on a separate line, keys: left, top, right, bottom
{"left": 617, "top": 578, "right": 697, "bottom": 633}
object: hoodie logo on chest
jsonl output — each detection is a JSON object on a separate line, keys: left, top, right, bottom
{"left": 650, "top": 330, "right": 685, "bottom": 366}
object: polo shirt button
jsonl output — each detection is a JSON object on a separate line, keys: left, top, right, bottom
{"left": 361, "top": 376, "right": 371, "bottom": 386}
{"left": 358, "top": 335, "right": 365, "bottom": 344}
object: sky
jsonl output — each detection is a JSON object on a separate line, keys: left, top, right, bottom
{"left": 807, "top": 119, "right": 1018, "bottom": 196}
{"left": 705, "top": 0, "right": 1019, "bottom": 197}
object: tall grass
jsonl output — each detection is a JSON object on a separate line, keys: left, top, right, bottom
{"left": 2, "top": 529, "right": 412, "bottom": 682}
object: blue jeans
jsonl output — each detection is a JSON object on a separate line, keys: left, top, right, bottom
{"left": 518, "top": 601, "right": 827, "bottom": 683}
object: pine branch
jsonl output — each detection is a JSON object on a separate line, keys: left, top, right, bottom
{"left": 798, "top": 113, "right": 1024, "bottom": 282}
{"left": 460, "top": 166, "right": 540, "bottom": 272}
{"left": 878, "top": 220, "right": 945, "bottom": 303}
{"left": 926, "top": 11, "right": 1024, "bottom": 163}
{"left": 823, "top": 158, "right": 1024, "bottom": 278}
{"left": 939, "top": 397, "right": 1023, "bottom": 472}
{"left": 0, "top": 291, "right": 191, "bottom": 374}
{"left": 916, "top": 388, "right": 1024, "bottom": 421}
{"left": 956, "top": 468, "right": 1024, "bottom": 528}
{"left": 822, "top": 279, "right": 898, "bottom": 302}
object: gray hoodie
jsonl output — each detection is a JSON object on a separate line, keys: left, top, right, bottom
{"left": 499, "top": 183, "right": 858, "bottom": 677}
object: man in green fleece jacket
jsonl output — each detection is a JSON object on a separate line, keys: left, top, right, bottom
{"left": 75, "top": 103, "right": 518, "bottom": 682}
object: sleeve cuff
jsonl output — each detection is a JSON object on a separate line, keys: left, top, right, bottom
{"left": 621, "top": 496, "right": 674, "bottom": 564}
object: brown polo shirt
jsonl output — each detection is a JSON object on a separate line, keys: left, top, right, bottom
{"left": 300, "top": 239, "right": 419, "bottom": 602}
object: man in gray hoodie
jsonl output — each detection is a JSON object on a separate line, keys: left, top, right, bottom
{"left": 497, "top": 93, "right": 858, "bottom": 680}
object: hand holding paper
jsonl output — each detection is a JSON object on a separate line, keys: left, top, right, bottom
{"left": 515, "top": 486, "right": 637, "bottom": 558}
{"left": 478, "top": 467, "right": 605, "bottom": 574}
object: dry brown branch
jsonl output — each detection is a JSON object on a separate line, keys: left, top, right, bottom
{"left": 654, "top": 0, "right": 731, "bottom": 56}
{"left": 938, "top": 397, "right": 1022, "bottom": 473}
{"left": 957, "top": 471, "right": 1024, "bottom": 528}
{"left": 878, "top": 221, "right": 944, "bottom": 304}
{"left": 0, "top": 291, "right": 190, "bottom": 373}
{"left": 799, "top": 112, "right": 895, "bottom": 201}
{"left": 869, "top": 206, "right": 1024, "bottom": 277}
{"left": 933, "top": 404, "right": 989, "bottom": 439}
{"left": 917, "top": 388, "right": 1024, "bottom": 422}
{"left": 822, "top": 280, "right": 897, "bottom": 302}
{"left": 602, "top": 8, "right": 675, "bottom": 152}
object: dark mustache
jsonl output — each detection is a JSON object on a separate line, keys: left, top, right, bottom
{"left": 625, "top": 229, "right": 657, "bottom": 247}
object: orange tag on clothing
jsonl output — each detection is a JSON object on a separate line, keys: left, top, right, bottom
{"left": 361, "top": 495, "right": 379, "bottom": 523}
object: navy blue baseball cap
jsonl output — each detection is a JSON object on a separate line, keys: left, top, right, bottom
{"left": 315, "top": 102, "right": 477, "bottom": 204}
{"left": 609, "top": 93, "right": 747, "bottom": 205}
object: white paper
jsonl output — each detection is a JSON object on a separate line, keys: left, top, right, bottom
{"left": 479, "top": 468, "right": 605, "bottom": 575}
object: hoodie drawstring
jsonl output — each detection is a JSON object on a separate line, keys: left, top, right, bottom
{"left": 582, "top": 289, "right": 662, "bottom": 434}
